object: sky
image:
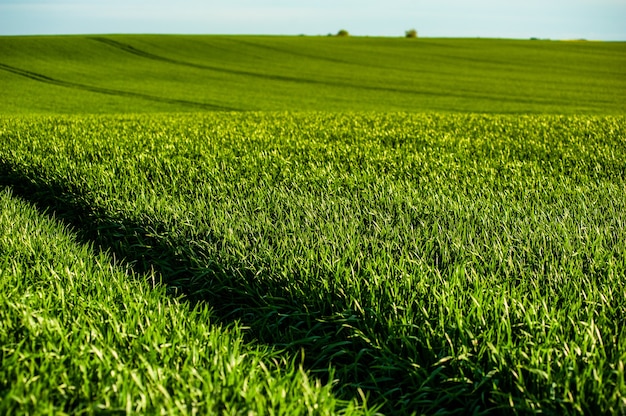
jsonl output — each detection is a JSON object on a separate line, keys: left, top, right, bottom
{"left": 1, "top": 0, "right": 625, "bottom": 40}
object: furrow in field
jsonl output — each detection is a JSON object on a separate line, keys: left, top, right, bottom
{"left": 90, "top": 36, "right": 411, "bottom": 91}
{"left": 0, "top": 155, "right": 426, "bottom": 413}
{"left": 89, "top": 36, "right": 581, "bottom": 109}
{"left": 0, "top": 61, "right": 239, "bottom": 111}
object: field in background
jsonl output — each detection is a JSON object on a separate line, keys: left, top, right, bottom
{"left": 1, "top": 35, "right": 625, "bottom": 114}
{"left": 1, "top": 36, "right": 625, "bottom": 414}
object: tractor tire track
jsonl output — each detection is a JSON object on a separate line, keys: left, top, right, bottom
{"left": 0, "top": 62, "right": 239, "bottom": 111}
{"left": 89, "top": 37, "right": 563, "bottom": 107}
{"left": 89, "top": 36, "right": 442, "bottom": 96}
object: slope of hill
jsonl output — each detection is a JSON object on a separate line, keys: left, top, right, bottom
{"left": 1, "top": 35, "right": 625, "bottom": 114}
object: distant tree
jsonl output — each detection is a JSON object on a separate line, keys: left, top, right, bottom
{"left": 405, "top": 29, "right": 418, "bottom": 38}
{"left": 336, "top": 29, "right": 350, "bottom": 37}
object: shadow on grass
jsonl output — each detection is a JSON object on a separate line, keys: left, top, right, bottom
{"left": 91, "top": 36, "right": 513, "bottom": 106}
{"left": 0, "top": 161, "right": 495, "bottom": 414}
{"left": 0, "top": 62, "right": 240, "bottom": 111}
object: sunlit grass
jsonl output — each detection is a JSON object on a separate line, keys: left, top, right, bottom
{"left": 0, "top": 187, "right": 369, "bottom": 414}
{"left": 1, "top": 112, "right": 624, "bottom": 414}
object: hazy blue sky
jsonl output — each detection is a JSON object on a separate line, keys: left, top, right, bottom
{"left": 1, "top": 0, "right": 624, "bottom": 40}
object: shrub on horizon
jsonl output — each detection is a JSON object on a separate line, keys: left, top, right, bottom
{"left": 405, "top": 29, "right": 418, "bottom": 38}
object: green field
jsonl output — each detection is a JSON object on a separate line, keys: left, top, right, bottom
{"left": 1, "top": 35, "right": 625, "bottom": 114}
{"left": 1, "top": 35, "right": 625, "bottom": 415}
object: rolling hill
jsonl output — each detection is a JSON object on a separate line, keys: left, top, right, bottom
{"left": 1, "top": 35, "right": 625, "bottom": 114}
